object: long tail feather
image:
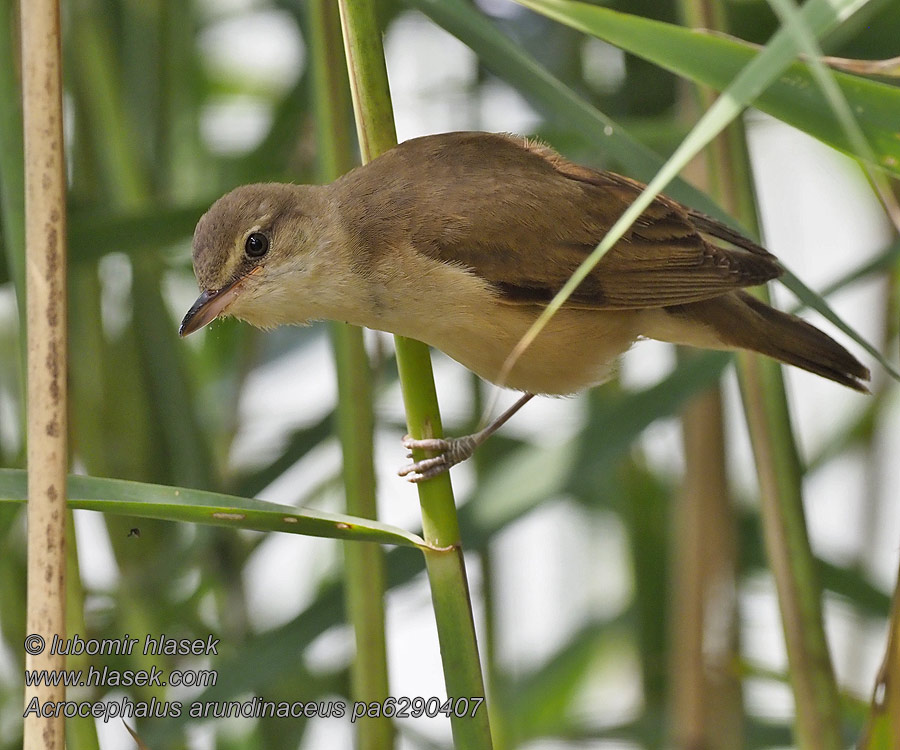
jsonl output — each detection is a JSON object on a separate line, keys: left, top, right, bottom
{"left": 662, "top": 291, "right": 870, "bottom": 392}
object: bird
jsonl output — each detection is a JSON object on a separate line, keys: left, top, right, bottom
{"left": 180, "top": 131, "right": 869, "bottom": 481}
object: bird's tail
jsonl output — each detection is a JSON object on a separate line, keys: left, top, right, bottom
{"left": 659, "top": 290, "right": 870, "bottom": 392}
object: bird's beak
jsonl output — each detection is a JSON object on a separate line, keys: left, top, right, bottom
{"left": 178, "top": 267, "right": 260, "bottom": 337}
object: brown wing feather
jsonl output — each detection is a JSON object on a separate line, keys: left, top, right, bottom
{"left": 521, "top": 141, "right": 782, "bottom": 307}
{"left": 337, "top": 132, "right": 781, "bottom": 309}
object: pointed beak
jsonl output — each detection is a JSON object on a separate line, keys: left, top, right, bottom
{"left": 179, "top": 267, "right": 259, "bottom": 337}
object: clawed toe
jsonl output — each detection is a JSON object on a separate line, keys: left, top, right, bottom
{"left": 399, "top": 436, "right": 456, "bottom": 483}
{"left": 398, "top": 433, "right": 481, "bottom": 482}
{"left": 402, "top": 435, "right": 452, "bottom": 453}
{"left": 397, "top": 454, "right": 450, "bottom": 483}
{"left": 397, "top": 394, "right": 534, "bottom": 483}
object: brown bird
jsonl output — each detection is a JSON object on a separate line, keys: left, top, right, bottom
{"left": 180, "top": 131, "right": 869, "bottom": 480}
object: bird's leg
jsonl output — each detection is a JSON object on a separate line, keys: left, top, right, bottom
{"left": 398, "top": 393, "right": 535, "bottom": 483}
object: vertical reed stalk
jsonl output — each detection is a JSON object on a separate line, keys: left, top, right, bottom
{"left": 670, "top": 4, "right": 747, "bottom": 745}
{"left": 673, "top": 3, "right": 844, "bottom": 745}
{"left": 672, "top": 381, "right": 741, "bottom": 747}
{"left": 737, "top": 351, "right": 843, "bottom": 748}
{"left": 308, "top": 1, "right": 393, "bottom": 747}
{"left": 337, "top": 3, "right": 493, "bottom": 747}
{"left": 21, "top": 0, "right": 68, "bottom": 748}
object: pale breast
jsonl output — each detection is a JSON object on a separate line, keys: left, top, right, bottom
{"left": 362, "top": 249, "right": 642, "bottom": 394}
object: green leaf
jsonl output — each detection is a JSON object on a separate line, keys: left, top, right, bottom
{"left": 0, "top": 469, "right": 428, "bottom": 549}
{"left": 516, "top": 0, "right": 900, "bottom": 176}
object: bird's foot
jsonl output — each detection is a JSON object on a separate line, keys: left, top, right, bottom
{"left": 398, "top": 434, "right": 479, "bottom": 483}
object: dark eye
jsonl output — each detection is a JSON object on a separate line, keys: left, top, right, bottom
{"left": 244, "top": 231, "right": 269, "bottom": 258}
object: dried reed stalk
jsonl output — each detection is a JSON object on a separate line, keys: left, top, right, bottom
{"left": 21, "top": 0, "right": 68, "bottom": 747}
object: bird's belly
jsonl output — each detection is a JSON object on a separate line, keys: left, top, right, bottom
{"left": 400, "top": 305, "right": 641, "bottom": 395}
{"left": 359, "top": 253, "right": 640, "bottom": 394}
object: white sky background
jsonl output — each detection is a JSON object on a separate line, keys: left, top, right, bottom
{"left": 51, "top": 3, "right": 900, "bottom": 749}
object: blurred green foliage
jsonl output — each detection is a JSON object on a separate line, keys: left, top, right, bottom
{"left": 0, "top": 0, "right": 898, "bottom": 748}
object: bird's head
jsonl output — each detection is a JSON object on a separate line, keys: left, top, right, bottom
{"left": 179, "top": 183, "right": 331, "bottom": 336}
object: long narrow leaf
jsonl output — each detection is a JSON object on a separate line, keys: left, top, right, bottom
{"left": 516, "top": 0, "right": 899, "bottom": 175}
{"left": 0, "top": 470, "right": 428, "bottom": 549}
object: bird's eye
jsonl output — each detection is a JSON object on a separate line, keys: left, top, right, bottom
{"left": 244, "top": 232, "right": 269, "bottom": 258}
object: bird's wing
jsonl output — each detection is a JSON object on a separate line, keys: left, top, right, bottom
{"left": 393, "top": 132, "right": 781, "bottom": 310}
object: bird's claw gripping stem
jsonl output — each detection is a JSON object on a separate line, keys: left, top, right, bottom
{"left": 396, "top": 393, "right": 535, "bottom": 483}
{"left": 398, "top": 434, "right": 479, "bottom": 483}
